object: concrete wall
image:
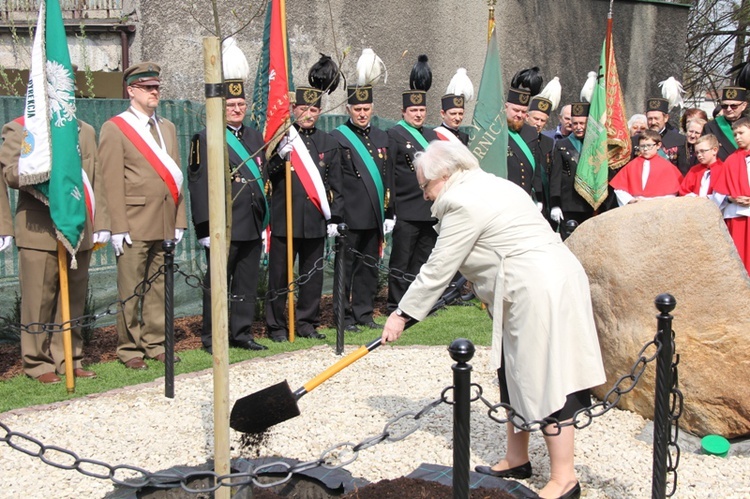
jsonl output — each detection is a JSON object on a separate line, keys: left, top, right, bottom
{"left": 133, "top": 0, "right": 690, "bottom": 126}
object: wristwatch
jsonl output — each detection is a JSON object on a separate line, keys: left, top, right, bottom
{"left": 395, "top": 308, "right": 412, "bottom": 320}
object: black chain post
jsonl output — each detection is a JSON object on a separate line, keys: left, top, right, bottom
{"left": 652, "top": 293, "right": 676, "bottom": 499}
{"left": 333, "top": 224, "right": 349, "bottom": 355}
{"left": 162, "top": 240, "right": 176, "bottom": 399}
{"left": 561, "top": 219, "right": 578, "bottom": 241}
{"left": 448, "top": 338, "right": 475, "bottom": 499}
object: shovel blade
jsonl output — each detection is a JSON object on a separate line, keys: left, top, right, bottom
{"left": 230, "top": 380, "right": 301, "bottom": 434}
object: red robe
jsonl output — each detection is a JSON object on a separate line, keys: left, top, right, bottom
{"left": 610, "top": 155, "right": 683, "bottom": 198}
{"left": 712, "top": 149, "right": 750, "bottom": 274}
{"left": 678, "top": 159, "right": 723, "bottom": 196}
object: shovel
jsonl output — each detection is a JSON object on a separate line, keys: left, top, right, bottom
{"left": 230, "top": 277, "right": 468, "bottom": 434}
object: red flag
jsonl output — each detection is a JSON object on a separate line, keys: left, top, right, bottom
{"left": 604, "top": 16, "right": 631, "bottom": 169}
{"left": 250, "top": 0, "right": 293, "bottom": 156}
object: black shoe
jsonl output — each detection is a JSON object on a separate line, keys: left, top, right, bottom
{"left": 230, "top": 339, "right": 268, "bottom": 351}
{"left": 474, "top": 461, "right": 532, "bottom": 479}
{"left": 271, "top": 335, "right": 288, "bottom": 343}
{"left": 557, "top": 482, "right": 580, "bottom": 499}
{"left": 299, "top": 331, "right": 326, "bottom": 340}
{"left": 359, "top": 321, "right": 382, "bottom": 330}
{"left": 203, "top": 345, "right": 213, "bottom": 355}
{"left": 344, "top": 324, "right": 361, "bottom": 333}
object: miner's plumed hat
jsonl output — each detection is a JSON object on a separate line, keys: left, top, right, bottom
{"left": 348, "top": 86, "right": 373, "bottom": 105}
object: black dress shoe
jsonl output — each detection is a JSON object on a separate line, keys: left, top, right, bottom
{"left": 230, "top": 339, "right": 268, "bottom": 351}
{"left": 557, "top": 482, "right": 580, "bottom": 499}
{"left": 299, "top": 331, "right": 326, "bottom": 339}
{"left": 344, "top": 324, "right": 361, "bottom": 333}
{"left": 203, "top": 345, "right": 213, "bottom": 355}
{"left": 474, "top": 461, "right": 532, "bottom": 479}
{"left": 359, "top": 321, "right": 383, "bottom": 330}
{"left": 271, "top": 335, "right": 288, "bottom": 343}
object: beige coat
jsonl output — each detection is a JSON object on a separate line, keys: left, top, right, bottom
{"left": 1, "top": 119, "right": 108, "bottom": 251}
{"left": 0, "top": 156, "right": 11, "bottom": 237}
{"left": 98, "top": 113, "right": 186, "bottom": 240}
{"left": 399, "top": 168, "right": 605, "bottom": 421}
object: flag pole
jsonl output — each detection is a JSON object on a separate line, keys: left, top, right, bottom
{"left": 487, "top": 0, "right": 496, "bottom": 42}
{"left": 203, "top": 36, "right": 231, "bottom": 499}
{"left": 57, "top": 241, "right": 75, "bottom": 393}
{"left": 606, "top": 0, "right": 614, "bottom": 77}
{"left": 286, "top": 159, "right": 296, "bottom": 342}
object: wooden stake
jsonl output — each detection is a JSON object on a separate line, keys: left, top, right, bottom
{"left": 203, "top": 36, "right": 231, "bottom": 499}
{"left": 57, "top": 241, "right": 75, "bottom": 393}
{"left": 286, "top": 159, "right": 295, "bottom": 342}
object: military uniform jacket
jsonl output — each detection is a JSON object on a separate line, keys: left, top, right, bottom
{"left": 386, "top": 123, "right": 439, "bottom": 222}
{"left": 507, "top": 124, "right": 543, "bottom": 201}
{"left": 538, "top": 133, "right": 554, "bottom": 202}
{"left": 268, "top": 124, "right": 343, "bottom": 238}
{"left": 189, "top": 125, "right": 267, "bottom": 241}
{"left": 1, "top": 119, "right": 108, "bottom": 251}
{"left": 0, "top": 153, "right": 11, "bottom": 237}
{"left": 550, "top": 136, "right": 594, "bottom": 215}
{"left": 440, "top": 124, "right": 470, "bottom": 145}
{"left": 703, "top": 119, "right": 736, "bottom": 161}
{"left": 98, "top": 112, "right": 186, "bottom": 240}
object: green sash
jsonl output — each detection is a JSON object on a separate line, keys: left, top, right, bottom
{"left": 568, "top": 134, "right": 582, "bottom": 153}
{"left": 336, "top": 125, "right": 385, "bottom": 221}
{"left": 715, "top": 115, "right": 738, "bottom": 149}
{"left": 508, "top": 130, "right": 536, "bottom": 171}
{"left": 225, "top": 129, "right": 269, "bottom": 229}
{"left": 397, "top": 120, "right": 430, "bottom": 149}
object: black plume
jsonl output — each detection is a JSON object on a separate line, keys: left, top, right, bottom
{"left": 308, "top": 53, "right": 340, "bottom": 94}
{"left": 409, "top": 54, "right": 432, "bottom": 92}
{"left": 510, "top": 67, "right": 543, "bottom": 96}
{"left": 728, "top": 60, "right": 750, "bottom": 90}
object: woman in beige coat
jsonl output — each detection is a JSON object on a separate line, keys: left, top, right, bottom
{"left": 382, "top": 141, "right": 605, "bottom": 499}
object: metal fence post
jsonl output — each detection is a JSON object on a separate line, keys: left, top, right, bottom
{"left": 333, "top": 223, "right": 349, "bottom": 355}
{"left": 652, "top": 293, "right": 676, "bottom": 499}
{"left": 449, "top": 338, "right": 475, "bottom": 499}
{"left": 162, "top": 240, "right": 176, "bottom": 399}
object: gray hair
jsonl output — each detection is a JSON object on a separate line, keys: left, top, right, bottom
{"left": 414, "top": 140, "right": 479, "bottom": 180}
{"left": 627, "top": 113, "right": 647, "bottom": 129}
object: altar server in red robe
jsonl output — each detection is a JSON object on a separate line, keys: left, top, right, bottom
{"left": 679, "top": 134, "right": 723, "bottom": 197}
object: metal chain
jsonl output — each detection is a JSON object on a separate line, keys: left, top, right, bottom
{"left": 665, "top": 331, "right": 682, "bottom": 497}
{"left": 477, "top": 336, "right": 661, "bottom": 435}
{"left": 0, "top": 394, "right": 447, "bottom": 492}
{"left": 347, "top": 246, "right": 416, "bottom": 283}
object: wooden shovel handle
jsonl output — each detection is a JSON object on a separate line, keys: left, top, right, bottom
{"left": 302, "top": 338, "right": 382, "bottom": 393}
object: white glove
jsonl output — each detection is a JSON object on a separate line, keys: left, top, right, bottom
{"left": 261, "top": 230, "right": 268, "bottom": 253}
{"left": 383, "top": 219, "right": 395, "bottom": 235}
{"left": 0, "top": 235, "right": 13, "bottom": 252}
{"left": 111, "top": 232, "right": 132, "bottom": 256}
{"left": 174, "top": 228, "right": 184, "bottom": 244}
{"left": 550, "top": 207, "right": 564, "bottom": 223}
{"left": 537, "top": 202, "right": 544, "bottom": 212}
{"left": 198, "top": 236, "right": 210, "bottom": 248}
{"left": 92, "top": 230, "right": 111, "bottom": 245}
{"left": 278, "top": 136, "right": 293, "bottom": 160}
{"left": 327, "top": 223, "right": 339, "bottom": 238}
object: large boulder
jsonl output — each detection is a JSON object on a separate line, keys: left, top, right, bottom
{"left": 565, "top": 197, "right": 750, "bottom": 438}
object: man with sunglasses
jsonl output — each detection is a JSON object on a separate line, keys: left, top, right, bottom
{"left": 703, "top": 86, "right": 748, "bottom": 161}
{"left": 637, "top": 98, "right": 689, "bottom": 175}
{"left": 99, "top": 62, "right": 187, "bottom": 370}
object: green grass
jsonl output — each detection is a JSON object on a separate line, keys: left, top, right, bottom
{"left": 0, "top": 303, "right": 492, "bottom": 413}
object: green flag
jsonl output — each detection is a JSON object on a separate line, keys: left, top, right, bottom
{"left": 18, "top": 0, "right": 85, "bottom": 257}
{"left": 575, "top": 41, "right": 609, "bottom": 210}
{"left": 468, "top": 28, "right": 507, "bottom": 178}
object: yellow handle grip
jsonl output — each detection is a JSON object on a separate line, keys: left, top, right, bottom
{"left": 303, "top": 345, "right": 371, "bottom": 393}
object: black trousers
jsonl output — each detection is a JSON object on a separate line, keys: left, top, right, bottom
{"left": 387, "top": 220, "right": 437, "bottom": 311}
{"left": 201, "top": 239, "right": 262, "bottom": 347}
{"left": 265, "top": 235, "right": 325, "bottom": 337}
{"left": 334, "top": 228, "right": 380, "bottom": 325}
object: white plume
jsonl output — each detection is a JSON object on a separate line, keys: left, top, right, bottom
{"left": 659, "top": 76, "right": 684, "bottom": 110}
{"left": 537, "top": 76, "right": 561, "bottom": 111}
{"left": 222, "top": 37, "right": 250, "bottom": 81}
{"left": 356, "top": 48, "right": 387, "bottom": 86}
{"left": 580, "top": 71, "right": 597, "bottom": 103}
{"left": 445, "top": 68, "right": 474, "bottom": 102}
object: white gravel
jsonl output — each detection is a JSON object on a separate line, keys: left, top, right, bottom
{"left": 0, "top": 345, "right": 747, "bottom": 498}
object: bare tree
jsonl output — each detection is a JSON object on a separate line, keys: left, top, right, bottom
{"left": 684, "top": 0, "right": 750, "bottom": 102}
